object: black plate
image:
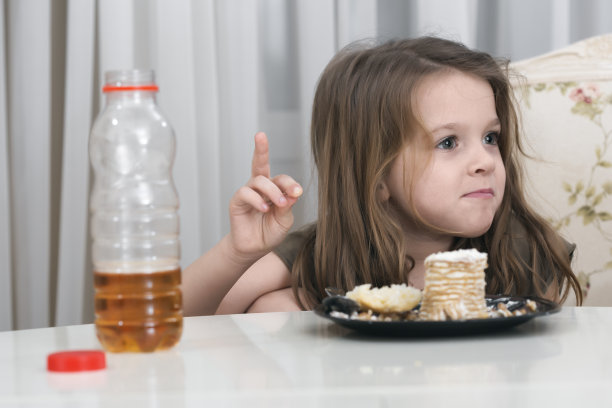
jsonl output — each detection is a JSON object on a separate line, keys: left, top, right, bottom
{"left": 313, "top": 295, "right": 561, "bottom": 336}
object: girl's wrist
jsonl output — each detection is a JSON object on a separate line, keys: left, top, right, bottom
{"left": 218, "top": 235, "right": 267, "bottom": 270}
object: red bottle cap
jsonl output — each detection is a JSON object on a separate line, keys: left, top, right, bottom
{"left": 47, "top": 350, "right": 106, "bottom": 372}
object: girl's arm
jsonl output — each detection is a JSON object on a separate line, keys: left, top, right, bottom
{"left": 215, "top": 251, "right": 297, "bottom": 314}
{"left": 247, "top": 287, "right": 302, "bottom": 313}
{"left": 182, "top": 132, "right": 302, "bottom": 316}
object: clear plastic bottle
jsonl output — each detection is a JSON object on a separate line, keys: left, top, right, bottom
{"left": 89, "top": 70, "right": 182, "bottom": 352}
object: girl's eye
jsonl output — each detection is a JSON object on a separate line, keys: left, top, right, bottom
{"left": 483, "top": 132, "right": 499, "bottom": 145}
{"left": 436, "top": 136, "right": 456, "bottom": 150}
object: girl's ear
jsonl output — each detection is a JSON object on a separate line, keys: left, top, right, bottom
{"left": 377, "top": 181, "right": 391, "bottom": 202}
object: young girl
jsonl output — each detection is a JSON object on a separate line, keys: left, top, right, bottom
{"left": 183, "top": 36, "right": 582, "bottom": 316}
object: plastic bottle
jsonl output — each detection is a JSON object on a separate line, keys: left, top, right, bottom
{"left": 89, "top": 69, "right": 182, "bottom": 352}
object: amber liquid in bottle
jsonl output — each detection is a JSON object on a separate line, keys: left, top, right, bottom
{"left": 94, "top": 268, "right": 183, "bottom": 352}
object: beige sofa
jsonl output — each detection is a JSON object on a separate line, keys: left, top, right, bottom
{"left": 511, "top": 34, "right": 612, "bottom": 306}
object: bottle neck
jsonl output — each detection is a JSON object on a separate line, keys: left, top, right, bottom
{"left": 102, "top": 70, "right": 158, "bottom": 105}
{"left": 105, "top": 90, "right": 157, "bottom": 104}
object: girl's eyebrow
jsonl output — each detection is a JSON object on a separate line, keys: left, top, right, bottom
{"left": 487, "top": 118, "right": 501, "bottom": 128}
{"left": 430, "top": 123, "right": 459, "bottom": 133}
{"left": 430, "top": 117, "right": 501, "bottom": 133}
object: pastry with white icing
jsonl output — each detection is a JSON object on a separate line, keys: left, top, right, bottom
{"left": 418, "top": 248, "right": 489, "bottom": 321}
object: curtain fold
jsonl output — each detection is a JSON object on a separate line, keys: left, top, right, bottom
{"left": 54, "top": 0, "right": 95, "bottom": 327}
{"left": 7, "top": 0, "right": 53, "bottom": 330}
{"left": 190, "top": 0, "right": 223, "bottom": 253}
{"left": 0, "top": 1, "right": 12, "bottom": 330}
{"left": 1, "top": 0, "right": 612, "bottom": 330}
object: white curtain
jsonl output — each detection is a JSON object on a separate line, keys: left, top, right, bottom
{"left": 2, "top": 0, "right": 612, "bottom": 331}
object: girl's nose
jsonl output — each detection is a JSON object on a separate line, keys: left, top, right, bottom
{"left": 468, "top": 143, "right": 496, "bottom": 175}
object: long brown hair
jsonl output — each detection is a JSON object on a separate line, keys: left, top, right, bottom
{"left": 291, "top": 37, "right": 582, "bottom": 308}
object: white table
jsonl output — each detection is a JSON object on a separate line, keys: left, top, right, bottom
{"left": 1, "top": 307, "right": 611, "bottom": 407}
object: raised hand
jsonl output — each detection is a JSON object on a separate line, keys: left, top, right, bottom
{"left": 227, "top": 132, "right": 303, "bottom": 261}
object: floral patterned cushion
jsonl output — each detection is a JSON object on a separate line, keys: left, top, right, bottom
{"left": 511, "top": 35, "right": 612, "bottom": 305}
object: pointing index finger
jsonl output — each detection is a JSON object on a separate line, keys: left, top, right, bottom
{"left": 251, "top": 132, "right": 271, "bottom": 178}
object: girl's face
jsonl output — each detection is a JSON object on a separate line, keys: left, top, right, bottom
{"left": 385, "top": 70, "right": 506, "bottom": 238}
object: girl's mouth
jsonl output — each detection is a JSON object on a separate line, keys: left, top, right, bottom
{"left": 463, "top": 189, "right": 494, "bottom": 198}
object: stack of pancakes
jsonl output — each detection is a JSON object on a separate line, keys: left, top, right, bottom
{"left": 419, "top": 248, "right": 489, "bottom": 321}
